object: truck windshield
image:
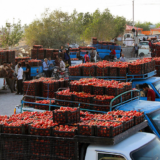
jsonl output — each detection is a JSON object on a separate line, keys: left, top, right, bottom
{"left": 131, "top": 138, "right": 160, "bottom": 160}
{"left": 147, "top": 109, "right": 160, "bottom": 134}
{"left": 153, "top": 80, "right": 160, "bottom": 93}
{"left": 139, "top": 42, "right": 149, "bottom": 45}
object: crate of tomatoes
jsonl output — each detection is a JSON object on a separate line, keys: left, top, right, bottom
{"left": 28, "top": 120, "right": 58, "bottom": 136}
{"left": 82, "top": 63, "right": 96, "bottom": 76}
{"left": 95, "top": 121, "right": 123, "bottom": 137}
{"left": 55, "top": 90, "right": 73, "bottom": 106}
{"left": 69, "top": 65, "right": 82, "bottom": 76}
{"left": 92, "top": 95, "right": 115, "bottom": 111}
{"left": 53, "top": 107, "right": 80, "bottom": 124}
{"left": 35, "top": 100, "right": 55, "bottom": 110}
{"left": 52, "top": 125, "right": 77, "bottom": 137}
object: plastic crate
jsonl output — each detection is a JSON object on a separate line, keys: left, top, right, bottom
{"left": 92, "top": 99, "right": 111, "bottom": 112}
{"left": 28, "top": 125, "right": 52, "bottom": 136}
{"left": 53, "top": 108, "right": 80, "bottom": 124}
{"left": 1, "top": 134, "right": 28, "bottom": 160}
{"left": 82, "top": 66, "right": 95, "bottom": 76}
{"left": 28, "top": 136, "right": 52, "bottom": 157}
{"left": 55, "top": 93, "right": 73, "bottom": 106}
{"left": 105, "top": 87, "right": 124, "bottom": 96}
{"left": 81, "top": 85, "right": 93, "bottom": 94}
{"left": 78, "top": 124, "right": 95, "bottom": 136}
{"left": 69, "top": 67, "right": 82, "bottom": 76}
{"left": 118, "top": 67, "right": 128, "bottom": 76}
{"left": 52, "top": 137, "right": 79, "bottom": 160}
{"left": 69, "top": 84, "right": 81, "bottom": 92}
{"left": 128, "top": 64, "right": 144, "bottom": 75}
{"left": 3, "top": 125, "right": 25, "bottom": 134}
{"left": 78, "top": 96, "right": 93, "bottom": 109}
{"left": 96, "top": 67, "right": 109, "bottom": 76}
{"left": 31, "top": 49, "right": 38, "bottom": 59}
{"left": 52, "top": 126, "right": 77, "bottom": 138}
{"left": 134, "top": 114, "right": 145, "bottom": 125}
{"left": 95, "top": 124, "right": 123, "bottom": 137}
{"left": 93, "top": 86, "right": 105, "bottom": 95}
{"left": 109, "top": 67, "right": 118, "bottom": 76}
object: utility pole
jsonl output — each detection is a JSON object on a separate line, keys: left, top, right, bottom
{"left": 133, "top": 0, "right": 134, "bottom": 28}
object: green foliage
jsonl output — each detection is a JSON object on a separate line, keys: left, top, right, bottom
{"left": 135, "top": 21, "right": 152, "bottom": 31}
{"left": 1, "top": 20, "right": 23, "bottom": 48}
{"left": 156, "top": 23, "right": 160, "bottom": 28}
{"left": 25, "top": 9, "right": 127, "bottom": 47}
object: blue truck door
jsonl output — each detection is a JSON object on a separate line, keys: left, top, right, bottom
{"left": 145, "top": 109, "right": 160, "bottom": 139}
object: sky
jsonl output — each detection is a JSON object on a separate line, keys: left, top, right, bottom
{"left": 1, "top": 0, "right": 160, "bottom": 27}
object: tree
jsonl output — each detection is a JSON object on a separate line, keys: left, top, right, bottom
{"left": 156, "top": 23, "right": 160, "bottom": 28}
{"left": 135, "top": 21, "right": 152, "bottom": 31}
{"left": 114, "top": 16, "right": 126, "bottom": 38}
{"left": 1, "top": 20, "right": 23, "bottom": 48}
{"left": 83, "top": 9, "right": 126, "bottom": 41}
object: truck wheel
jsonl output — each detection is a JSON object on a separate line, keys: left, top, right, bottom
{"left": 139, "top": 52, "right": 144, "bottom": 57}
{"left": 104, "top": 55, "right": 109, "bottom": 61}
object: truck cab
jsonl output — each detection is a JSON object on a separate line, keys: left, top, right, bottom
{"left": 85, "top": 132, "right": 159, "bottom": 160}
{"left": 132, "top": 77, "right": 160, "bottom": 101}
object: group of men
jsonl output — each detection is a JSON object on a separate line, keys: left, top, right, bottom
{"left": 3, "top": 62, "right": 24, "bottom": 95}
{"left": 43, "top": 46, "right": 71, "bottom": 77}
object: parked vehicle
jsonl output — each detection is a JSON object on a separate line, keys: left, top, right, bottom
{"left": 138, "top": 41, "right": 150, "bottom": 57}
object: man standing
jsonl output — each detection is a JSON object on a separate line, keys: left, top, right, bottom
{"left": 120, "top": 54, "right": 126, "bottom": 62}
{"left": 84, "top": 52, "right": 89, "bottom": 63}
{"left": 142, "top": 83, "right": 155, "bottom": 101}
{"left": 90, "top": 49, "right": 95, "bottom": 62}
{"left": 48, "top": 57, "right": 54, "bottom": 77}
{"left": 43, "top": 58, "right": 49, "bottom": 77}
{"left": 24, "top": 61, "right": 31, "bottom": 80}
{"left": 134, "top": 44, "right": 139, "bottom": 58}
{"left": 59, "top": 57, "right": 65, "bottom": 71}
{"left": 16, "top": 63, "right": 23, "bottom": 95}
{"left": 59, "top": 46, "right": 63, "bottom": 53}
{"left": 64, "top": 49, "right": 71, "bottom": 66}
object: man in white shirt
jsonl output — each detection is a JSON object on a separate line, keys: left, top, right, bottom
{"left": 59, "top": 57, "right": 65, "bottom": 72}
{"left": 120, "top": 54, "right": 126, "bottom": 62}
{"left": 16, "top": 63, "right": 23, "bottom": 95}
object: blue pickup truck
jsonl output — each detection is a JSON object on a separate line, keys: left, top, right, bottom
{"left": 21, "top": 89, "right": 160, "bottom": 139}
{"left": 22, "top": 66, "right": 43, "bottom": 77}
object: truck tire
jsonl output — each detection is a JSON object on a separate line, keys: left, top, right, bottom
{"left": 139, "top": 52, "right": 144, "bottom": 57}
{"left": 104, "top": 55, "right": 109, "bottom": 61}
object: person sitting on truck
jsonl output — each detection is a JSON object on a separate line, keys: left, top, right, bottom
{"left": 24, "top": 61, "right": 31, "bottom": 80}
{"left": 84, "top": 52, "right": 90, "bottom": 63}
{"left": 110, "top": 49, "right": 116, "bottom": 61}
{"left": 142, "top": 83, "right": 155, "bottom": 101}
{"left": 120, "top": 54, "right": 126, "bottom": 62}
{"left": 65, "top": 61, "right": 70, "bottom": 68}
{"left": 43, "top": 58, "right": 49, "bottom": 77}
{"left": 48, "top": 57, "right": 54, "bottom": 77}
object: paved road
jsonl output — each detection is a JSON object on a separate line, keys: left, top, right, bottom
{"left": 0, "top": 89, "right": 22, "bottom": 116}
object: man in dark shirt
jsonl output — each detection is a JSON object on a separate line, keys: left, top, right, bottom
{"left": 24, "top": 61, "right": 31, "bottom": 80}
{"left": 142, "top": 83, "right": 155, "bottom": 101}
